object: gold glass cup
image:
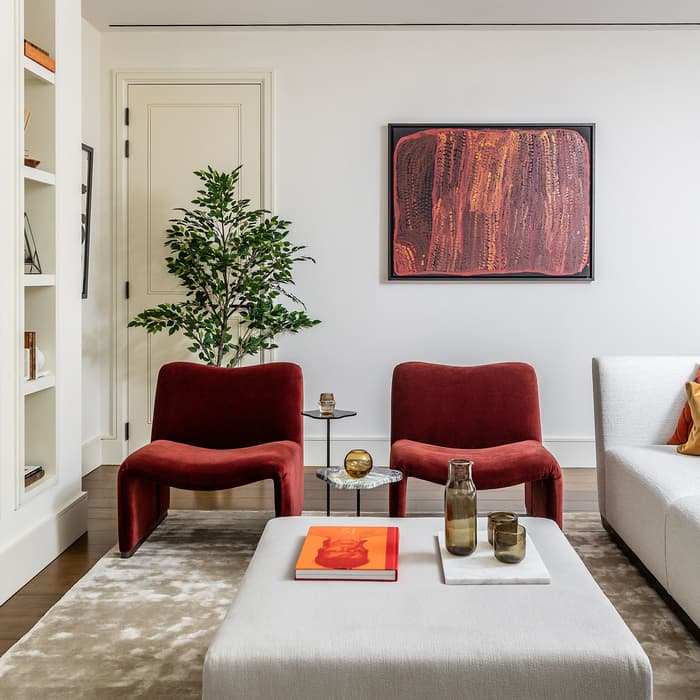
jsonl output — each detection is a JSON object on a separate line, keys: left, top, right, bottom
{"left": 319, "top": 392, "right": 336, "bottom": 416}
{"left": 494, "top": 522, "right": 526, "bottom": 564}
{"left": 487, "top": 511, "right": 518, "bottom": 545}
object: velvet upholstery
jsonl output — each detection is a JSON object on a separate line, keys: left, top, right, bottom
{"left": 118, "top": 362, "right": 304, "bottom": 556}
{"left": 389, "top": 362, "right": 562, "bottom": 526}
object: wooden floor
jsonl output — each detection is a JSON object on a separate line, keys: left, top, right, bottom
{"left": 0, "top": 465, "right": 597, "bottom": 655}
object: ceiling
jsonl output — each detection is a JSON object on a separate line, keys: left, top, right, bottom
{"left": 82, "top": 0, "right": 700, "bottom": 31}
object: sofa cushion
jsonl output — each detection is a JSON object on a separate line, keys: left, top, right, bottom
{"left": 677, "top": 381, "right": 700, "bottom": 456}
{"left": 667, "top": 368, "right": 700, "bottom": 445}
{"left": 605, "top": 445, "right": 700, "bottom": 587}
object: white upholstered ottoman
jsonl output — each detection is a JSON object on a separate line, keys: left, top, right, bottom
{"left": 203, "top": 516, "right": 651, "bottom": 700}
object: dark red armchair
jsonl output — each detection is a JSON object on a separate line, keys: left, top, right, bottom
{"left": 118, "top": 361, "right": 304, "bottom": 556}
{"left": 389, "top": 362, "right": 562, "bottom": 526}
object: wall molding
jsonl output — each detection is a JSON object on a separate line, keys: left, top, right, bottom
{"left": 0, "top": 491, "right": 88, "bottom": 605}
{"left": 303, "top": 435, "right": 595, "bottom": 468}
{"left": 81, "top": 435, "right": 103, "bottom": 475}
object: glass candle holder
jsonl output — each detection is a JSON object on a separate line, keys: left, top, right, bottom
{"left": 319, "top": 392, "right": 336, "bottom": 416}
{"left": 493, "top": 522, "right": 526, "bottom": 564}
{"left": 487, "top": 511, "right": 518, "bottom": 545}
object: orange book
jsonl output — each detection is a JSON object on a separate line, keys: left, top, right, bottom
{"left": 295, "top": 525, "right": 399, "bottom": 581}
{"left": 24, "top": 40, "right": 55, "bottom": 72}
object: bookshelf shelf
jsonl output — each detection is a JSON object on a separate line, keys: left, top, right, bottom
{"left": 22, "top": 374, "right": 55, "bottom": 396}
{"left": 23, "top": 273, "right": 55, "bottom": 287}
{"left": 23, "top": 165, "right": 55, "bottom": 185}
{"left": 23, "top": 55, "right": 54, "bottom": 84}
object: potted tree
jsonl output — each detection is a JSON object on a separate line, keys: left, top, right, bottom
{"left": 129, "top": 165, "right": 319, "bottom": 366}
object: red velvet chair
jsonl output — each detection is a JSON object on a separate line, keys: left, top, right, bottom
{"left": 118, "top": 361, "right": 304, "bottom": 556}
{"left": 389, "top": 362, "right": 563, "bottom": 526}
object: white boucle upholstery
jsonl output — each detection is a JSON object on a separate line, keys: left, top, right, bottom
{"left": 666, "top": 495, "right": 700, "bottom": 627}
{"left": 605, "top": 445, "right": 700, "bottom": 587}
{"left": 592, "top": 356, "right": 696, "bottom": 518}
{"left": 593, "top": 356, "right": 700, "bottom": 630}
{"left": 204, "top": 516, "right": 651, "bottom": 700}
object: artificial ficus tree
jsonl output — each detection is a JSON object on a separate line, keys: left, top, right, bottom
{"left": 129, "top": 165, "right": 319, "bottom": 366}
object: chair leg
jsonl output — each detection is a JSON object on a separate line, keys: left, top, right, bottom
{"left": 525, "top": 475, "right": 563, "bottom": 528}
{"left": 389, "top": 477, "right": 408, "bottom": 517}
{"left": 118, "top": 469, "right": 170, "bottom": 557}
{"left": 273, "top": 467, "right": 304, "bottom": 517}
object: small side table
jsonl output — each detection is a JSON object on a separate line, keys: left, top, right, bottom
{"left": 316, "top": 467, "right": 403, "bottom": 516}
{"left": 302, "top": 408, "right": 357, "bottom": 516}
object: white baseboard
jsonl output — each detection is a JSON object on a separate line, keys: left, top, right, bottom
{"left": 0, "top": 491, "right": 88, "bottom": 605}
{"left": 303, "top": 436, "right": 595, "bottom": 469}
{"left": 81, "top": 435, "right": 103, "bottom": 475}
{"left": 100, "top": 437, "right": 124, "bottom": 466}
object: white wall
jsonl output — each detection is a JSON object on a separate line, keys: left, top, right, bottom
{"left": 81, "top": 19, "right": 107, "bottom": 473}
{"left": 89, "top": 28, "right": 700, "bottom": 467}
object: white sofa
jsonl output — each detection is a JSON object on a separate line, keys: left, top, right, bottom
{"left": 592, "top": 356, "right": 700, "bottom": 636}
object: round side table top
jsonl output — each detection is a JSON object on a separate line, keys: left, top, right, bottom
{"left": 316, "top": 467, "right": 403, "bottom": 491}
{"left": 302, "top": 409, "right": 357, "bottom": 420}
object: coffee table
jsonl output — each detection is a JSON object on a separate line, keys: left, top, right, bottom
{"left": 203, "top": 516, "right": 652, "bottom": 700}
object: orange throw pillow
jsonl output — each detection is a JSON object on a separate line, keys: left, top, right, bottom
{"left": 677, "top": 382, "right": 700, "bottom": 455}
{"left": 668, "top": 367, "right": 700, "bottom": 444}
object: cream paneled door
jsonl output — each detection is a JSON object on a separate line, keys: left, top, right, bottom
{"left": 127, "top": 83, "right": 264, "bottom": 449}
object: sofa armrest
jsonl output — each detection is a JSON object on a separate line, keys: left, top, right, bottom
{"left": 592, "top": 356, "right": 697, "bottom": 517}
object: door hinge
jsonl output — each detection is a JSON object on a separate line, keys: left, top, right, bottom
{"left": 124, "top": 107, "right": 129, "bottom": 126}
{"left": 125, "top": 422, "right": 130, "bottom": 441}
{"left": 125, "top": 280, "right": 130, "bottom": 299}
{"left": 125, "top": 140, "right": 129, "bottom": 158}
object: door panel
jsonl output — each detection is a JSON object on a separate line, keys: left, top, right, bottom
{"left": 127, "top": 83, "right": 263, "bottom": 450}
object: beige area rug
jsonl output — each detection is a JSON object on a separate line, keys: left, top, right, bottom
{"left": 0, "top": 511, "right": 698, "bottom": 699}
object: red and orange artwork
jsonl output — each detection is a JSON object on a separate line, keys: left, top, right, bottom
{"left": 389, "top": 124, "right": 593, "bottom": 279}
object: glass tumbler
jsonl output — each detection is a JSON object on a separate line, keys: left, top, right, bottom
{"left": 487, "top": 511, "right": 518, "bottom": 545}
{"left": 494, "top": 522, "right": 526, "bottom": 564}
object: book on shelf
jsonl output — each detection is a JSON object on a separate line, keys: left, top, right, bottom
{"left": 295, "top": 525, "right": 399, "bottom": 581}
{"left": 24, "top": 331, "right": 36, "bottom": 380}
{"left": 23, "top": 40, "right": 55, "bottom": 72}
{"left": 24, "top": 465, "right": 45, "bottom": 487}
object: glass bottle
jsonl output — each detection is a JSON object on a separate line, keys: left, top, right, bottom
{"left": 445, "top": 458, "right": 477, "bottom": 556}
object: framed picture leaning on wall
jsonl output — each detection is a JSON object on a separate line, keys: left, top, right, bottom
{"left": 81, "top": 143, "right": 94, "bottom": 299}
{"left": 388, "top": 123, "right": 594, "bottom": 280}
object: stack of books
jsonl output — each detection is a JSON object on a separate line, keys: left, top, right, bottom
{"left": 24, "top": 465, "right": 45, "bottom": 487}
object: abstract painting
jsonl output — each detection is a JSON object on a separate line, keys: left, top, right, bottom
{"left": 389, "top": 124, "right": 594, "bottom": 280}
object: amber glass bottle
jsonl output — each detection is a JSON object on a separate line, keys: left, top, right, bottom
{"left": 445, "top": 459, "right": 477, "bottom": 555}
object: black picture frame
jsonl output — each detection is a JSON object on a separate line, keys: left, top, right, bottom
{"left": 24, "top": 212, "right": 41, "bottom": 274}
{"left": 388, "top": 123, "right": 595, "bottom": 281}
{"left": 81, "top": 143, "right": 94, "bottom": 299}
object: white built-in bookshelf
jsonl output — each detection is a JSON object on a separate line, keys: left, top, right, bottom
{"left": 0, "top": 0, "right": 86, "bottom": 605}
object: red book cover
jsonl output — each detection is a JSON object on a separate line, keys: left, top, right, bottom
{"left": 295, "top": 526, "right": 399, "bottom": 581}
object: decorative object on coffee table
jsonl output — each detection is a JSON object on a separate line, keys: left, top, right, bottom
{"left": 302, "top": 406, "right": 357, "bottom": 515}
{"left": 494, "top": 522, "right": 527, "bottom": 564}
{"left": 487, "top": 511, "right": 518, "bottom": 545}
{"left": 316, "top": 467, "right": 403, "bottom": 516}
{"left": 444, "top": 458, "right": 477, "bottom": 556}
{"left": 344, "top": 449, "right": 373, "bottom": 478}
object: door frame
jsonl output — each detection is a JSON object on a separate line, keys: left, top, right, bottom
{"left": 108, "top": 70, "right": 273, "bottom": 463}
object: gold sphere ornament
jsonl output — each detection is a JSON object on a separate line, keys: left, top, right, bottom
{"left": 344, "top": 449, "right": 373, "bottom": 479}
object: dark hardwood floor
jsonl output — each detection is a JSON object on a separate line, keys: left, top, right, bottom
{"left": 0, "top": 465, "right": 597, "bottom": 655}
